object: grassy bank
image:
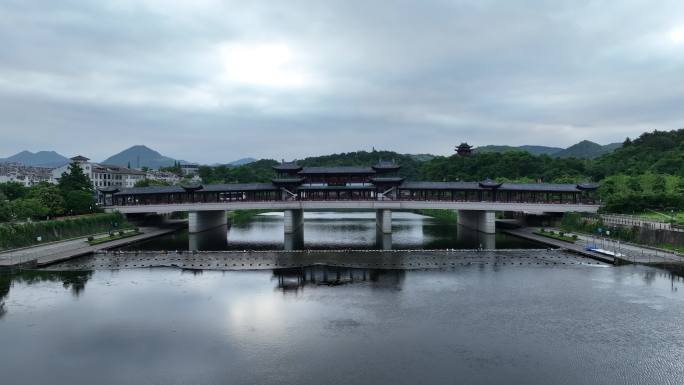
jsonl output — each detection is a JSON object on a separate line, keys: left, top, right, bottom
{"left": 228, "top": 210, "right": 270, "bottom": 226}
{"left": 414, "top": 209, "right": 458, "bottom": 224}
{"left": 87, "top": 229, "right": 140, "bottom": 246}
{"left": 534, "top": 229, "right": 577, "bottom": 243}
{"left": 0, "top": 212, "right": 130, "bottom": 251}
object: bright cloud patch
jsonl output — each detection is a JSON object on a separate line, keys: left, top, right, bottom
{"left": 219, "top": 42, "right": 315, "bottom": 89}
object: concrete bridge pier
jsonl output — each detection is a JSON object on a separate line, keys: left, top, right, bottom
{"left": 188, "top": 210, "right": 228, "bottom": 233}
{"left": 284, "top": 209, "right": 304, "bottom": 234}
{"left": 376, "top": 228, "right": 392, "bottom": 250}
{"left": 376, "top": 209, "right": 392, "bottom": 234}
{"left": 457, "top": 210, "right": 496, "bottom": 234}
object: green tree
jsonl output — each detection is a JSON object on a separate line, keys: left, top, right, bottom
{"left": 652, "top": 174, "right": 667, "bottom": 192}
{"left": 0, "top": 182, "right": 28, "bottom": 201}
{"left": 0, "top": 191, "right": 11, "bottom": 222}
{"left": 10, "top": 198, "right": 49, "bottom": 220}
{"left": 134, "top": 179, "right": 170, "bottom": 187}
{"left": 627, "top": 177, "right": 642, "bottom": 193}
{"left": 28, "top": 184, "right": 66, "bottom": 217}
{"left": 64, "top": 191, "right": 95, "bottom": 215}
{"left": 58, "top": 162, "right": 93, "bottom": 193}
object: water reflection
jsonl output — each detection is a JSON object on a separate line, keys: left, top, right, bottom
{"left": 0, "top": 269, "right": 93, "bottom": 319}
{"left": 119, "top": 211, "right": 541, "bottom": 251}
{"left": 273, "top": 266, "right": 405, "bottom": 293}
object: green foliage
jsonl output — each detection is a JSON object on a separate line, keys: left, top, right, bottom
{"left": 297, "top": 150, "right": 423, "bottom": 180}
{"left": 9, "top": 198, "right": 49, "bottom": 220}
{"left": 159, "top": 161, "right": 182, "bottom": 175}
{"left": 58, "top": 162, "right": 93, "bottom": 193}
{"left": 420, "top": 151, "right": 588, "bottom": 182}
{"left": 134, "top": 179, "right": 170, "bottom": 187}
{"left": 589, "top": 129, "right": 684, "bottom": 179}
{"left": 27, "top": 184, "right": 65, "bottom": 217}
{"left": 0, "top": 182, "right": 28, "bottom": 201}
{"left": 0, "top": 212, "right": 128, "bottom": 250}
{"left": 414, "top": 209, "right": 458, "bottom": 223}
{"left": 64, "top": 191, "right": 96, "bottom": 215}
{"left": 200, "top": 159, "right": 279, "bottom": 184}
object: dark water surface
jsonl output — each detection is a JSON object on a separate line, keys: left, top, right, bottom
{"left": 1, "top": 264, "right": 683, "bottom": 385}
{"left": 2, "top": 213, "right": 684, "bottom": 385}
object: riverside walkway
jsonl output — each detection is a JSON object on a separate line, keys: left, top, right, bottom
{"left": 0, "top": 225, "right": 180, "bottom": 267}
{"left": 503, "top": 227, "right": 684, "bottom": 265}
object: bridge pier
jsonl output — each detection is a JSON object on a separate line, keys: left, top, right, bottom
{"left": 188, "top": 210, "right": 228, "bottom": 233}
{"left": 284, "top": 209, "right": 304, "bottom": 234}
{"left": 376, "top": 209, "right": 392, "bottom": 234}
{"left": 457, "top": 210, "right": 496, "bottom": 234}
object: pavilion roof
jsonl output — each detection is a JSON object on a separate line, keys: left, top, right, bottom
{"left": 298, "top": 167, "right": 376, "bottom": 175}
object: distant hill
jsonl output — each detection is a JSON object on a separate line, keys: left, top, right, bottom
{"left": 591, "top": 129, "right": 684, "bottom": 178}
{"left": 0, "top": 150, "right": 69, "bottom": 167}
{"left": 229, "top": 157, "right": 256, "bottom": 166}
{"left": 102, "top": 145, "right": 179, "bottom": 169}
{"left": 475, "top": 145, "right": 562, "bottom": 156}
{"left": 554, "top": 140, "right": 622, "bottom": 159}
{"left": 475, "top": 141, "right": 621, "bottom": 159}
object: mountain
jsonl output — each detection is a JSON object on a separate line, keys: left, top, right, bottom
{"left": 102, "top": 145, "right": 179, "bottom": 169}
{"left": 475, "top": 141, "right": 621, "bottom": 159}
{"left": 229, "top": 157, "right": 256, "bottom": 166}
{"left": 0, "top": 150, "right": 69, "bottom": 167}
{"left": 475, "top": 145, "right": 563, "bottom": 156}
{"left": 554, "top": 140, "right": 621, "bottom": 159}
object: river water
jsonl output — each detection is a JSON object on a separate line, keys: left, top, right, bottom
{"left": 1, "top": 212, "right": 684, "bottom": 385}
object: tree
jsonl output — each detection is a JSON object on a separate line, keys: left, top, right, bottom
{"left": 58, "top": 162, "right": 93, "bottom": 193}
{"left": 134, "top": 179, "right": 170, "bottom": 187}
{"left": 0, "top": 191, "right": 11, "bottom": 222}
{"left": 10, "top": 198, "right": 49, "bottom": 220}
{"left": 28, "top": 184, "right": 66, "bottom": 217}
{"left": 652, "top": 175, "right": 667, "bottom": 193}
{"left": 64, "top": 191, "right": 95, "bottom": 215}
{"left": 0, "top": 182, "right": 28, "bottom": 201}
{"left": 627, "top": 177, "right": 642, "bottom": 193}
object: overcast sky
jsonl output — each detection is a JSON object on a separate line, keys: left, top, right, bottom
{"left": 1, "top": 0, "right": 683, "bottom": 163}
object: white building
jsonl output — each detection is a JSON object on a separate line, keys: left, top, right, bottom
{"left": 145, "top": 170, "right": 181, "bottom": 185}
{"left": 180, "top": 163, "right": 199, "bottom": 176}
{"left": 52, "top": 155, "right": 145, "bottom": 189}
{"left": 0, "top": 163, "right": 55, "bottom": 186}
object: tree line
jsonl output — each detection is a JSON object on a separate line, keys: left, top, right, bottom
{"left": 0, "top": 163, "right": 96, "bottom": 222}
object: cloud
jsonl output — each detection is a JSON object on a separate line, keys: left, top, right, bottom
{"left": 0, "top": 0, "right": 683, "bottom": 162}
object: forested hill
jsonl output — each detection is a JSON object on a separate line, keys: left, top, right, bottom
{"left": 295, "top": 151, "right": 422, "bottom": 180}
{"left": 590, "top": 129, "right": 684, "bottom": 179}
{"left": 198, "top": 150, "right": 423, "bottom": 183}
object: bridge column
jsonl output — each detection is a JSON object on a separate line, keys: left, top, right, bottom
{"left": 188, "top": 210, "right": 227, "bottom": 233}
{"left": 457, "top": 210, "right": 496, "bottom": 234}
{"left": 376, "top": 209, "right": 392, "bottom": 234}
{"left": 284, "top": 209, "right": 304, "bottom": 234}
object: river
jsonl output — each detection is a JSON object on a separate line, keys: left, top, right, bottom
{"left": 1, "top": 212, "right": 683, "bottom": 385}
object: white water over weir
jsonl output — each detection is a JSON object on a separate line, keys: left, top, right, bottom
{"left": 43, "top": 249, "right": 608, "bottom": 271}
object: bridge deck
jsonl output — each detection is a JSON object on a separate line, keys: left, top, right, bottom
{"left": 105, "top": 200, "right": 601, "bottom": 214}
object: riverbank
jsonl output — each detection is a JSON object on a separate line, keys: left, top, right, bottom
{"left": 0, "top": 213, "right": 130, "bottom": 251}
{"left": 413, "top": 209, "right": 458, "bottom": 223}
{"left": 503, "top": 226, "right": 684, "bottom": 266}
{"left": 0, "top": 222, "right": 185, "bottom": 267}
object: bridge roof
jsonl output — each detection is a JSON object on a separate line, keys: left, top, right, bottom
{"left": 298, "top": 167, "right": 376, "bottom": 175}
{"left": 400, "top": 181, "right": 585, "bottom": 192}
{"left": 113, "top": 183, "right": 278, "bottom": 195}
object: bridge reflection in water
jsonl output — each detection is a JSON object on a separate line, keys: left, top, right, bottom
{"left": 117, "top": 210, "right": 541, "bottom": 253}
{"left": 183, "top": 225, "right": 496, "bottom": 251}
{"left": 273, "top": 266, "right": 405, "bottom": 293}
